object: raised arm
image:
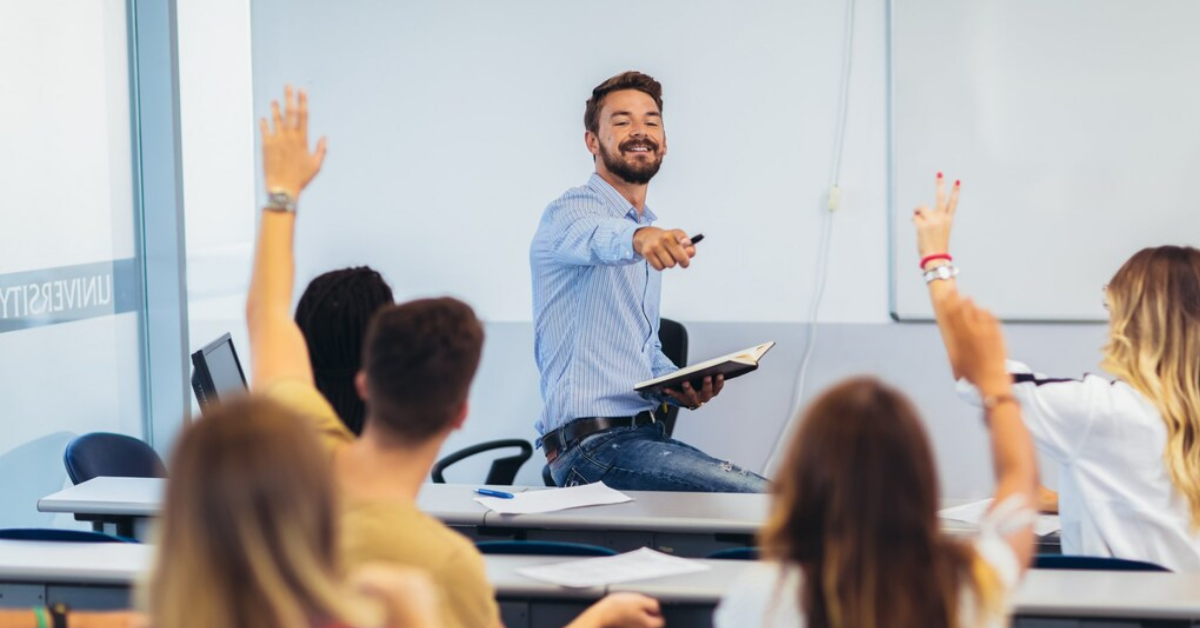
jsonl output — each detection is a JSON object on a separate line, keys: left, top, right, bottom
{"left": 913, "top": 173, "right": 964, "bottom": 379}
{"left": 246, "top": 85, "right": 328, "bottom": 389}
{"left": 941, "top": 294, "right": 1038, "bottom": 570}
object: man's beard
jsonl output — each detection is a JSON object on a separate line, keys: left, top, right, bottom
{"left": 599, "top": 137, "right": 663, "bottom": 185}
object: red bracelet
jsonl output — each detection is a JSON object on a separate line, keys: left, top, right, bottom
{"left": 920, "top": 253, "right": 952, "bottom": 269}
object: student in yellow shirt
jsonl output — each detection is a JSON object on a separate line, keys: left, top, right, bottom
{"left": 146, "top": 396, "right": 438, "bottom": 628}
{"left": 246, "top": 85, "right": 664, "bottom": 628}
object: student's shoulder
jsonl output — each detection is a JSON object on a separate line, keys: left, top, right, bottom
{"left": 260, "top": 378, "right": 354, "bottom": 446}
{"left": 343, "top": 501, "right": 482, "bottom": 566}
{"left": 341, "top": 503, "right": 497, "bottom": 628}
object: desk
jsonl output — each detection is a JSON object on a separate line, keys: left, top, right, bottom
{"left": 40, "top": 480, "right": 1058, "bottom": 556}
{"left": 37, "top": 478, "right": 163, "bottom": 539}
{"left": 38, "top": 478, "right": 494, "bottom": 541}
{"left": 476, "top": 490, "right": 765, "bottom": 556}
{"left": 487, "top": 556, "right": 1200, "bottom": 628}
{"left": 1, "top": 541, "right": 1196, "bottom": 627}
{"left": 0, "top": 540, "right": 150, "bottom": 609}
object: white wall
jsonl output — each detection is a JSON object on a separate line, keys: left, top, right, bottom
{"left": 180, "top": 0, "right": 1109, "bottom": 496}
{"left": 177, "top": 0, "right": 256, "bottom": 383}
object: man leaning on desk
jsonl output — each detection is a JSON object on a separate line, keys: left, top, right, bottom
{"left": 531, "top": 71, "right": 768, "bottom": 493}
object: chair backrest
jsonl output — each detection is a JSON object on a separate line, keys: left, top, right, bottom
{"left": 707, "top": 547, "right": 760, "bottom": 560}
{"left": 657, "top": 317, "right": 689, "bottom": 437}
{"left": 1033, "top": 554, "right": 1170, "bottom": 572}
{"left": 63, "top": 432, "right": 167, "bottom": 485}
{"left": 431, "top": 439, "right": 533, "bottom": 485}
{"left": 0, "top": 528, "right": 137, "bottom": 543}
{"left": 475, "top": 540, "right": 617, "bottom": 557}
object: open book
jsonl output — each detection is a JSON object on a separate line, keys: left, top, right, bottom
{"left": 634, "top": 342, "right": 775, "bottom": 395}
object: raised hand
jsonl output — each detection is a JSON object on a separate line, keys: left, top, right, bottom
{"left": 260, "top": 84, "right": 328, "bottom": 200}
{"left": 633, "top": 227, "right": 696, "bottom": 270}
{"left": 940, "top": 292, "right": 1010, "bottom": 395}
{"left": 912, "top": 172, "right": 961, "bottom": 263}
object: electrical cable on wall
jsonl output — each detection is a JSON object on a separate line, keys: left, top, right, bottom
{"left": 762, "top": 0, "right": 858, "bottom": 475}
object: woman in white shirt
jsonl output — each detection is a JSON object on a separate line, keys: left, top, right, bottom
{"left": 717, "top": 295, "right": 1038, "bottom": 628}
{"left": 914, "top": 174, "right": 1200, "bottom": 571}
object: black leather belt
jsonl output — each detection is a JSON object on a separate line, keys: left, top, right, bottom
{"left": 543, "top": 411, "right": 657, "bottom": 463}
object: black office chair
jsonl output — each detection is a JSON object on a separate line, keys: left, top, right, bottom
{"left": 63, "top": 432, "right": 167, "bottom": 485}
{"left": 431, "top": 439, "right": 534, "bottom": 485}
{"left": 706, "top": 547, "right": 760, "bottom": 560}
{"left": 1033, "top": 555, "right": 1170, "bottom": 572}
{"left": 0, "top": 528, "right": 137, "bottom": 544}
{"left": 541, "top": 318, "right": 690, "bottom": 487}
{"left": 657, "top": 317, "right": 689, "bottom": 438}
{"left": 475, "top": 540, "right": 616, "bottom": 557}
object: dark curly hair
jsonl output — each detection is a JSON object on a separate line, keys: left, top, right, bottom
{"left": 294, "top": 266, "right": 394, "bottom": 435}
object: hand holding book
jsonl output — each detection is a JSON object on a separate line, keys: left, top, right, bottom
{"left": 663, "top": 374, "right": 725, "bottom": 410}
{"left": 634, "top": 342, "right": 776, "bottom": 404}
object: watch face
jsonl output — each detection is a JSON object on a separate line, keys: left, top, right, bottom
{"left": 266, "top": 192, "right": 295, "bottom": 211}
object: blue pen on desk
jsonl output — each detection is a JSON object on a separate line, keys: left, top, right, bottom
{"left": 475, "top": 488, "right": 514, "bottom": 499}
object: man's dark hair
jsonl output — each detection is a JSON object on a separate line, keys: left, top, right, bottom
{"left": 294, "top": 266, "right": 394, "bottom": 435}
{"left": 362, "top": 297, "right": 484, "bottom": 442}
{"left": 584, "top": 71, "right": 664, "bottom": 134}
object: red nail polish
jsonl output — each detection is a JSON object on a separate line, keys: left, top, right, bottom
{"left": 955, "top": 180, "right": 961, "bottom": 186}
{"left": 937, "top": 172, "right": 943, "bottom": 179}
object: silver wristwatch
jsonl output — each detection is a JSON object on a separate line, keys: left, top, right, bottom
{"left": 265, "top": 189, "right": 297, "bottom": 213}
{"left": 923, "top": 264, "right": 959, "bottom": 284}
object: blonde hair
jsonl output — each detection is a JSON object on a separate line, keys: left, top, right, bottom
{"left": 762, "top": 378, "right": 1004, "bottom": 628}
{"left": 1102, "top": 245, "right": 1200, "bottom": 526}
{"left": 144, "top": 397, "right": 379, "bottom": 628}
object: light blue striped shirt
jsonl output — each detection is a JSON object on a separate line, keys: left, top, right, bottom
{"left": 531, "top": 173, "right": 679, "bottom": 436}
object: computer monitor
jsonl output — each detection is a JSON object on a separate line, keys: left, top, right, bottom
{"left": 190, "top": 333, "right": 248, "bottom": 413}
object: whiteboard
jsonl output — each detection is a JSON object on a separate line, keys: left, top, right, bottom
{"left": 889, "top": 0, "right": 1200, "bottom": 320}
{"left": 250, "top": 0, "right": 861, "bottom": 323}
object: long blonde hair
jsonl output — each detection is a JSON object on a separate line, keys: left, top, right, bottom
{"left": 762, "top": 378, "right": 1003, "bottom": 628}
{"left": 1102, "top": 245, "right": 1200, "bottom": 526}
{"left": 145, "top": 397, "right": 377, "bottom": 628}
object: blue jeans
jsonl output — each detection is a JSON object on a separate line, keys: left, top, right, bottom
{"left": 548, "top": 422, "right": 769, "bottom": 493}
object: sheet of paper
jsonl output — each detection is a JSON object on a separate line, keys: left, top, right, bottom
{"left": 474, "top": 481, "right": 632, "bottom": 515}
{"left": 939, "top": 498, "right": 1061, "bottom": 537}
{"left": 516, "top": 548, "right": 711, "bottom": 588}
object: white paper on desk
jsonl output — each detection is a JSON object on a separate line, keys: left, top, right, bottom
{"left": 517, "top": 547, "right": 711, "bottom": 589}
{"left": 939, "top": 498, "right": 1061, "bottom": 537}
{"left": 474, "top": 481, "right": 632, "bottom": 515}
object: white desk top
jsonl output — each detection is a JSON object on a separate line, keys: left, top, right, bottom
{"left": 0, "top": 538, "right": 1197, "bottom": 619}
{"left": 484, "top": 555, "right": 608, "bottom": 600}
{"left": 37, "top": 477, "right": 494, "bottom": 527}
{"left": 38, "top": 480, "right": 1005, "bottom": 539}
{"left": 1015, "top": 569, "right": 1200, "bottom": 619}
{"left": 0, "top": 540, "right": 151, "bottom": 585}
{"left": 38, "top": 478, "right": 165, "bottom": 517}
{"left": 481, "top": 490, "right": 768, "bottom": 535}
{"left": 492, "top": 556, "right": 1200, "bottom": 618}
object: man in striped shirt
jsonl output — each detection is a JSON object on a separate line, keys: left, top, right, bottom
{"left": 530, "top": 71, "right": 767, "bottom": 493}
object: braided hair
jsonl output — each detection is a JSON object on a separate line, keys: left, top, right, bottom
{"left": 294, "top": 267, "right": 394, "bottom": 435}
